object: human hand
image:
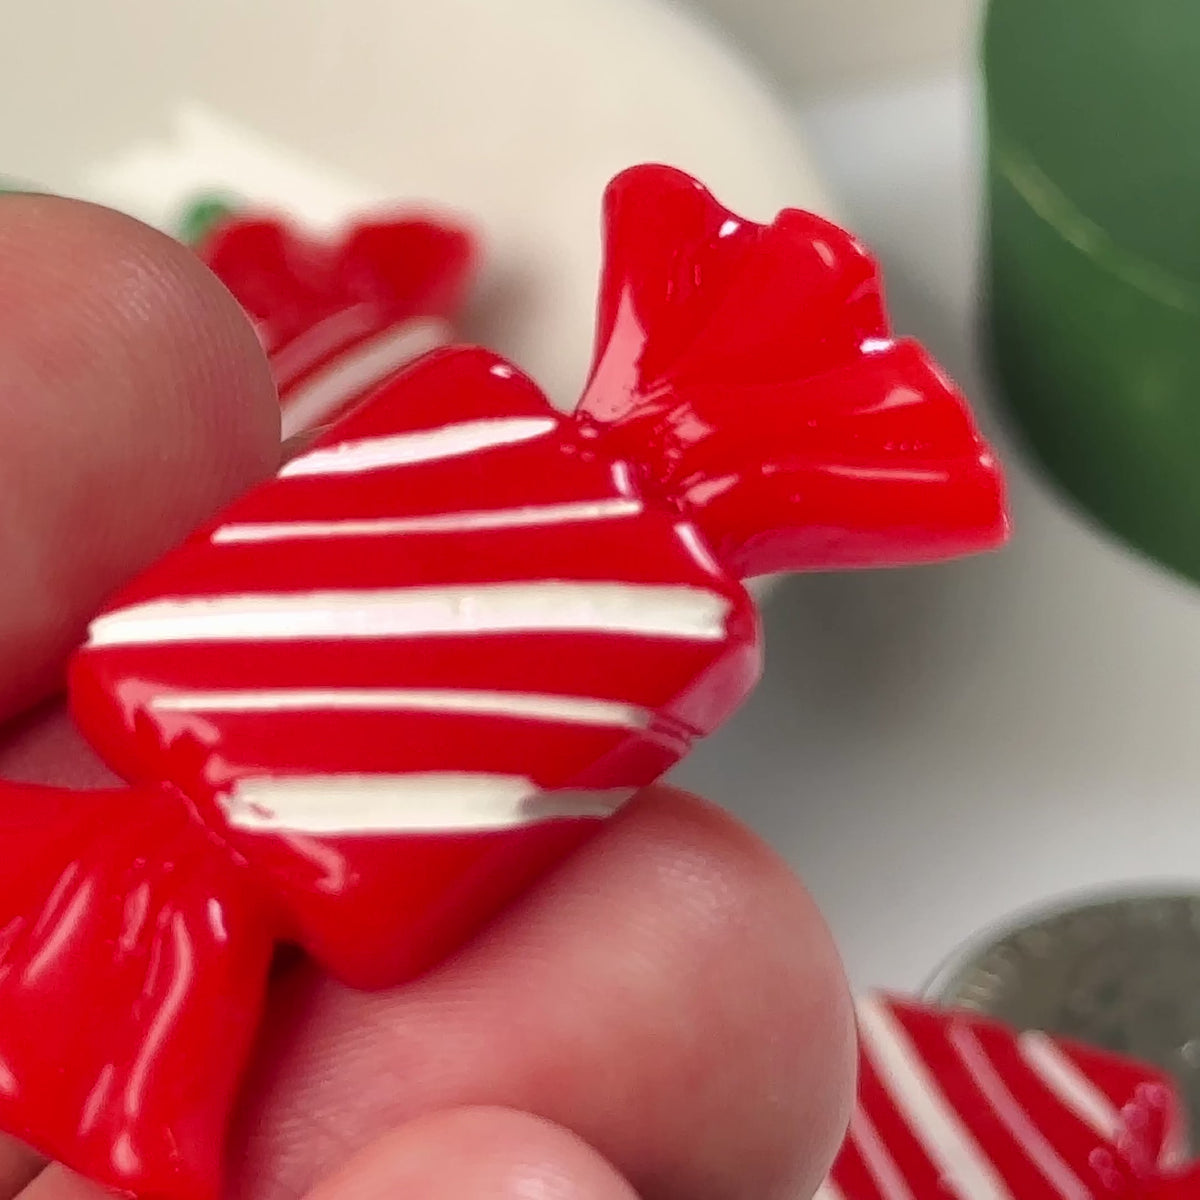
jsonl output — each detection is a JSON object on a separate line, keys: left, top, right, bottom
{"left": 0, "top": 194, "right": 854, "bottom": 1200}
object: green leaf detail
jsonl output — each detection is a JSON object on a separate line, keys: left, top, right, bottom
{"left": 178, "top": 194, "right": 240, "bottom": 246}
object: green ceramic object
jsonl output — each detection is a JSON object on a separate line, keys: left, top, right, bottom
{"left": 984, "top": 0, "right": 1200, "bottom": 582}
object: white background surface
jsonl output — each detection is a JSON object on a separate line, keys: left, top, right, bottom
{"left": 693, "top": 0, "right": 979, "bottom": 95}
{"left": 677, "top": 67, "right": 1200, "bottom": 992}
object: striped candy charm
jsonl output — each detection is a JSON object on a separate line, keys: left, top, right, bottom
{"left": 0, "top": 164, "right": 1006, "bottom": 1200}
{"left": 71, "top": 343, "right": 762, "bottom": 990}
{"left": 822, "top": 995, "right": 1200, "bottom": 1200}
{"left": 196, "top": 206, "right": 475, "bottom": 438}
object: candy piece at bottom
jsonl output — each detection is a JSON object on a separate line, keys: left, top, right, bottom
{"left": 822, "top": 993, "right": 1198, "bottom": 1199}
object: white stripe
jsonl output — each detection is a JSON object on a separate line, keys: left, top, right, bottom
{"left": 813, "top": 1184, "right": 847, "bottom": 1200}
{"left": 221, "top": 773, "right": 633, "bottom": 834}
{"left": 856, "top": 998, "right": 1012, "bottom": 1200}
{"left": 212, "top": 498, "right": 643, "bottom": 544}
{"left": 150, "top": 686, "right": 652, "bottom": 730}
{"left": 948, "top": 1025, "right": 1090, "bottom": 1200}
{"left": 271, "top": 303, "right": 377, "bottom": 389}
{"left": 1018, "top": 1032, "right": 1121, "bottom": 1143}
{"left": 280, "top": 317, "right": 453, "bottom": 438}
{"left": 87, "top": 582, "right": 732, "bottom": 648}
{"left": 280, "top": 415, "right": 557, "bottom": 477}
{"left": 850, "top": 1107, "right": 916, "bottom": 1200}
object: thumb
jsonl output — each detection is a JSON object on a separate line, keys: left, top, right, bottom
{"left": 305, "top": 1107, "right": 639, "bottom": 1200}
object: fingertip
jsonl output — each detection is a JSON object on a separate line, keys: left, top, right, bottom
{"left": 592, "top": 784, "right": 858, "bottom": 1195}
{"left": 0, "top": 193, "right": 280, "bottom": 463}
{"left": 306, "top": 1108, "right": 638, "bottom": 1200}
{"left": 233, "top": 780, "right": 856, "bottom": 1200}
{"left": 0, "top": 1135, "right": 43, "bottom": 1200}
{"left": 0, "top": 194, "right": 280, "bottom": 714}
{"left": 9, "top": 1163, "right": 101, "bottom": 1200}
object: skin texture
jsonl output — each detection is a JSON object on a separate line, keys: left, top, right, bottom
{"left": 0, "top": 193, "right": 855, "bottom": 1200}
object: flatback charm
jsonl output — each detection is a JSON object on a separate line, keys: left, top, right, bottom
{"left": 821, "top": 994, "right": 1200, "bottom": 1199}
{"left": 194, "top": 203, "right": 476, "bottom": 438}
{"left": 0, "top": 164, "right": 1006, "bottom": 1198}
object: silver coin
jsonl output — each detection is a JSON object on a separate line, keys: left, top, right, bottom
{"left": 926, "top": 890, "right": 1200, "bottom": 1146}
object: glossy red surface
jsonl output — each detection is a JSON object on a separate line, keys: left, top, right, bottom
{"left": 198, "top": 209, "right": 476, "bottom": 437}
{"left": 0, "top": 165, "right": 1007, "bottom": 1198}
{"left": 72, "top": 343, "right": 762, "bottom": 991}
{"left": 579, "top": 167, "right": 1007, "bottom": 577}
{"left": 0, "top": 783, "right": 273, "bottom": 1200}
{"left": 826, "top": 995, "right": 1200, "bottom": 1200}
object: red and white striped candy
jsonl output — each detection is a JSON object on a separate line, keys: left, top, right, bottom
{"left": 71, "top": 163, "right": 1008, "bottom": 989}
{"left": 70, "top": 345, "right": 759, "bottom": 985}
{"left": 198, "top": 210, "right": 475, "bottom": 438}
{"left": 822, "top": 995, "right": 1197, "bottom": 1200}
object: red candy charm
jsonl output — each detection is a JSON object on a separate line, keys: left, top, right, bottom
{"left": 0, "top": 165, "right": 1006, "bottom": 1199}
{"left": 197, "top": 206, "right": 475, "bottom": 438}
{"left": 822, "top": 995, "right": 1200, "bottom": 1200}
